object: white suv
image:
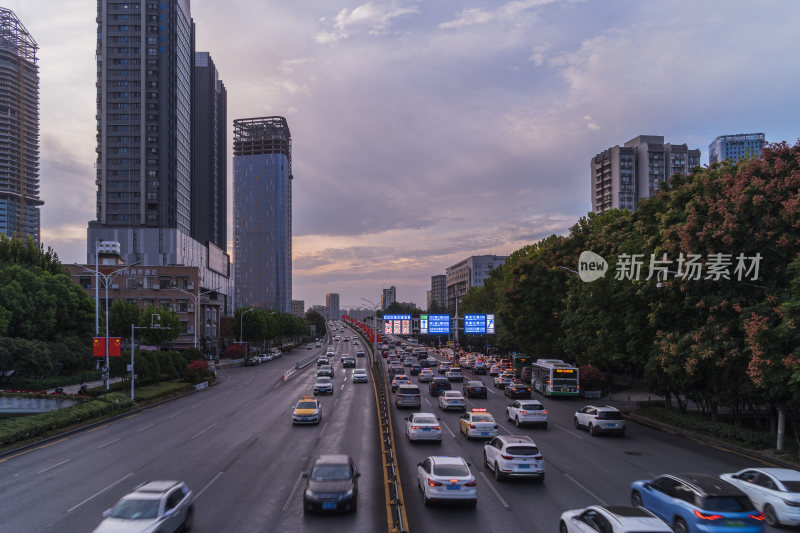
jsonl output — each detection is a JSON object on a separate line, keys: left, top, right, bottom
{"left": 506, "top": 400, "right": 548, "bottom": 428}
{"left": 483, "top": 435, "right": 544, "bottom": 482}
{"left": 574, "top": 405, "right": 625, "bottom": 436}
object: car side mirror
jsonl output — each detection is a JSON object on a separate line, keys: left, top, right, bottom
{"left": 102, "top": 509, "right": 112, "bottom": 518}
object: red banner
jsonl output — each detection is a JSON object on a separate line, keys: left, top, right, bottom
{"left": 93, "top": 337, "right": 122, "bottom": 357}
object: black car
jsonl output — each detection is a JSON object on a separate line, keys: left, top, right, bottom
{"left": 410, "top": 365, "right": 422, "bottom": 376}
{"left": 462, "top": 380, "right": 487, "bottom": 399}
{"left": 318, "top": 365, "right": 335, "bottom": 378}
{"left": 387, "top": 364, "right": 404, "bottom": 375}
{"left": 505, "top": 381, "right": 532, "bottom": 399}
{"left": 317, "top": 357, "right": 329, "bottom": 367}
{"left": 303, "top": 455, "right": 359, "bottom": 513}
{"left": 342, "top": 357, "right": 356, "bottom": 368}
{"left": 429, "top": 377, "right": 452, "bottom": 397}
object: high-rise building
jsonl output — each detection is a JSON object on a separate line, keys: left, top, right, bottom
{"left": 445, "top": 255, "right": 507, "bottom": 313}
{"left": 0, "top": 9, "right": 42, "bottom": 240}
{"left": 233, "top": 117, "right": 292, "bottom": 312}
{"left": 191, "top": 52, "right": 227, "bottom": 251}
{"left": 709, "top": 133, "right": 766, "bottom": 164}
{"left": 591, "top": 135, "right": 701, "bottom": 214}
{"left": 325, "top": 293, "right": 340, "bottom": 321}
{"left": 381, "top": 286, "right": 396, "bottom": 310}
{"left": 430, "top": 274, "right": 446, "bottom": 310}
{"left": 88, "top": 1, "right": 232, "bottom": 316}
{"left": 291, "top": 299, "right": 304, "bottom": 317}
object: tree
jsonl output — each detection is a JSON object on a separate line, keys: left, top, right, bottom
{"left": 109, "top": 299, "right": 141, "bottom": 339}
{"left": 306, "top": 310, "right": 326, "bottom": 338}
{"left": 138, "top": 304, "right": 181, "bottom": 346}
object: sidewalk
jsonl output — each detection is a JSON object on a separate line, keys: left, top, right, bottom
{"left": 46, "top": 377, "right": 123, "bottom": 395}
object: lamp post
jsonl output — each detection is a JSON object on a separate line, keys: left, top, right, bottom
{"left": 75, "top": 260, "right": 143, "bottom": 393}
{"left": 175, "top": 286, "right": 220, "bottom": 349}
{"left": 361, "top": 298, "right": 379, "bottom": 366}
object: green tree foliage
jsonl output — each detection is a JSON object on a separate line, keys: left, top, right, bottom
{"left": 306, "top": 310, "right": 326, "bottom": 337}
{"left": 0, "top": 234, "right": 64, "bottom": 275}
{"left": 109, "top": 299, "right": 142, "bottom": 339}
{"left": 234, "top": 307, "right": 310, "bottom": 346}
{"left": 138, "top": 304, "right": 182, "bottom": 346}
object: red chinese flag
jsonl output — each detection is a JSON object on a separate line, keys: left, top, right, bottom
{"left": 109, "top": 337, "right": 122, "bottom": 357}
{"left": 93, "top": 337, "right": 105, "bottom": 357}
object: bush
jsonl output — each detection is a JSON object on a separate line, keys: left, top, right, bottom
{"left": 184, "top": 360, "right": 214, "bottom": 385}
{"left": 635, "top": 405, "right": 774, "bottom": 449}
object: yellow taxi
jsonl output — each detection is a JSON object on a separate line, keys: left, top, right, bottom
{"left": 459, "top": 408, "right": 499, "bottom": 439}
{"left": 292, "top": 395, "right": 322, "bottom": 425}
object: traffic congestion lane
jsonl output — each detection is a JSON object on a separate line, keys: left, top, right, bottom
{"left": 388, "top": 347, "right": 784, "bottom": 532}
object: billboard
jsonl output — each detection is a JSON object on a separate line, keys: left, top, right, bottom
{"left": 383, "top": 314, "right": 412, "bottom": 336}
{"left": 420, "top": 314, "right": 450, "bottom": 334}
{"left": 464, "top": 314, "right": 495, "bottom": 335}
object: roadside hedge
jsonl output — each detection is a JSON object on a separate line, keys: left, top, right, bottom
{"left": 635, "top": 405, "right": 774, "bottom": 450}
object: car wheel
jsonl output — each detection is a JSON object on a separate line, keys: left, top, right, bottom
{"left": 588, "top": 424, "right": 597, "bottom": 436}
{"left": 631, "top": 490, "right": 642, "bottom": 507}
{"left": 494, "top": 462, "right": 503, "bottom": 481}
{"left": 574, "top": 417, "right": 580, "bottom": 429}
{"left": 764, "top": 504, "right": 779, "bottom": 527}
{"left": 182, "top": 505, "right": 194, "bottom": 531}
{"left": 515, "top": 416, "right": 521, "bottom": 428}
{"left": 423, "top": 490, "right": 432, "bottom": 507}
{"left": 673, "top": 517, "right": 689, "bottom": 533}
{"left": 559, "top": 520, "right": 569, "bottom": 533}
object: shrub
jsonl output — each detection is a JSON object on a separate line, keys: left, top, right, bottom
{"left": 184, "top": 359, "right": 214, "bottom": 385}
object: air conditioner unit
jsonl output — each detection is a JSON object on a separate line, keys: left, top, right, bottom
{"left": 187, "top": 282, "right": 194, "bottom": 289}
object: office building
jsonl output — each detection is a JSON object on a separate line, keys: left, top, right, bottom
{"left": 312, "top": 304, "right": 326, "bottom": 316}
{"left": 191, "top": 52, "right": 227, "bottom": 251}
{"left": 88, "top": 1, "right": 232, "bottom": 316}
{"left": 291, "top": 299, "right": 304, "bottom": 317}
{"left": 233, "top": 116, "right": 293, "bottom": 312}
{"left": 445, "top": 255, "right": 507, "bottom": 313}
{"left": 382, "top": 286, "right": 396, "bottom": 310}
{"left": 709, "top": 133, "right": 766, "bottom": 164}
{"left": 430, "top": 274, "right": 446, "bottom": 310}
{"left": 326, "top": 293, "right": 340, "bottom": 321}
{"left": 591, "top": 135, "right": 701, "bottom": 213}
{"left": 0, "top": 9, "right": 42, "bottom": 240}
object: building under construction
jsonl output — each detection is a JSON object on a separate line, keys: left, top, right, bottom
{"left": 0, "top": 8, "right": 41, "bottom": 241}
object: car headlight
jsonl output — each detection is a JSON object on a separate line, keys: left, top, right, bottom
{"left": 305, "top": 489, "right": 317, "bottom": 499}
{"left": 784, "top": 499, "right": 800, "bottom": 507}
{"left": 342, "top": 488, "right": 354, "bottom": 498}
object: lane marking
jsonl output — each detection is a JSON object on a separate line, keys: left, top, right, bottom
{"left": 479, "top": 471, "right": 511, "bottom": 508}
{"left": 240, "top": 399, "right": 254, "bottom": 408}
{"left": 67, "top": 472, "right": 133, "bottom": 512}
{"left": 191, "top": 422, "right": 217, "bottom": 440}
{"left": 319, "top": 421, "right": 329, "bottom": 437}
{"left": 165, "top": 411, "right": 184, "bottom": 421}
{"left": 553, "top": 422, "right": 584, "bottom": 439}
{"left": 282, "top": 472, "right": 305, "bottom": 512}
{"left": 97, "top": 438, "right": 121, "bottom": 449}
{"left": 564, "top": 473, "right": 608, "bottom": 505}
{"left": 194, "top": 471, "right": 224, "bottom": 501}
{"left": 498, "top": 423, "right": 512, "bottom": 434}
{"left": 38, "top": 458, "right": 72, "bottom": 474}
{"left": 135, "top": 424, "right": 154, "bottom": 433}
{"left": 341, "top": 384, "right": 345, "bottom": 391}
{"left": 440, "top": 420, "right": 456, "bottom": 438}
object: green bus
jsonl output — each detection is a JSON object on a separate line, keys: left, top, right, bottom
{"left": 531, "top": 359, "right": 580, "bottom": 397}
{"left": 512, "top": 354, "right": 531, "bottom": 378}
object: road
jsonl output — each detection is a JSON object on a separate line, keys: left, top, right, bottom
{"left": 0, "top": 332, "right": 384, "bottom": 533}
{"left": 385, "top": 343, "right": 786, "bottom": 533}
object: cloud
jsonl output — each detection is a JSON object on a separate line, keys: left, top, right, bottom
{"left": 315, "top": 2, "right": 420, "bottom": 43}
{"left": 439, "top": 0, "right": 556, "bottom": 29}
{"left": 529, "top": 43, "right": 552, "bottom": 66}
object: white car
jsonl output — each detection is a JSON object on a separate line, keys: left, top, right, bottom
{"left": 559, "top": 505, "right": 672, "bottom": 533}
{"left": 418, "top": 369, "right": 434, "bottom": 382}
{"left": 352, "top": 369, "right": 368, "bottom": 383}
{"left": 93, "top": 480, "right": 193, "bottom": 533}
{"left": 314, "top": 376, "right": 334, "bottom": 395}
{"left": 574, "top": 405, "right": 626, "bottom": 436}
{"left": 417, "top": 456, "right": 476, "bottom": 507}
{"left": 258, "top": 354, "right": 270, "bottom": 363}
{"left": 483, "top": 435, "right": 544, "bottom": 482}
{"left": 326, "top": 347, "right": 335, "bottom": 356}
{"left": 405, "top": 412, "right": 443, "bottom": 442}
{"left": 438, "top": 391, "right": 466, "bottom": 411}
{"left": 458, "top": 409, "right": 499, "bottom": 439}
{"left": 720, "top": 468, "right": 800, "bottom": 526}
{"left": 506, "top": 400, "right": 548, "bottom": 428}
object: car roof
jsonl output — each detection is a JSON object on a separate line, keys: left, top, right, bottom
{"left": 498, "top": 435, "right": 535, "bottom": 445}
{"left": 315, "top": 454, "right": 351, "bottom": 465}
{"left": 669, "top": 473, "right": 743, "bottom": 496}
{"left": 751, "top": 468, "right": 800, "bottom": 481}
{"left": 353, "top": 368, "right": 367, "bottom": 373}
{"left": 586, "top": 405, "right": 620, "bottom": 412}
{"left": 443, "top": 390, "right": 463, "bottom": 395}
{"left": 430, "top": 456, "right": 467, "bottom": 466}
{"left": 134, "top": 480, "right": 182, "bottom": 494}
{"left": 412, "top": 412, "right": 437, "bottom": 418}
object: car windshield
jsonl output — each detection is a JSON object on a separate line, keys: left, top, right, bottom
{"left": 414, "top": 417, "right": 437, "bottom": 424}
{"left": 506, "top": 446, "right": 539, "bottom": 456}
{"left": 702, "top": 496, "right": 754, "bottom": 512}
{"left": 472, "top": 414, "right": 494, "bottom": 422}
{"left": 311, "top": 464, "right": 352, "bottom": 481}
{"left": 468, "top": 382, "right": 483, "bottom": 387}
{"left": 109, "top": 498, "right": 160, "bottom": 519}
{"left": 297, "top": 402, "right": 316, "bottom": 409}
{"left": 432, "top": 465, "right": 470, "bottom": 477}
{"left": 354, "top": 370, "right": 366, "bottom": 375}
{"left": 317, "top": 377, "right": 331, "bottom": 384}
{"left": 781, "top": 481, "right": 800, "bottom": 492}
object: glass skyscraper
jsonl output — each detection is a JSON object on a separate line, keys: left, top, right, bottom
{"left": 709, "top": 133, "right": 766, "bottom": 164}
{"left": 0, "top": 8, "right": 41, "bottom": 241}
{"left": 233, "top": 117, "right": 292, "bottom": 313}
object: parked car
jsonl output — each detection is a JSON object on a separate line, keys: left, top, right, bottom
{"left": 246, "top": 355, "right": 260, "bottom": 366}
{"left": 720, "top": 468, "right": 800, "bottom": 527}
{"left": 631, "top": 474, "right": 765, "bottom": 533}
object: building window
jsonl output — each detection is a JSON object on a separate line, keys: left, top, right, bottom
{"left": 79, "top": 276, "right": 92, "bottom": 289}
{"left": 160, "top": 277, "right": 172, "bottom": 289}
{"left": 126, "top": 276, "right": 138, "bottom": 289}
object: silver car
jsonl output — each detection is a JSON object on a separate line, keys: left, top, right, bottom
{"left": 93, "top": 480, "right": 193, "bottom": 533}
{"left": 314, "top": 376, "right": 334, "bottom": 394}
{"left": 352, "top": 369, "right": 368, "bottom": 383}
{"left": 405, "top": 412, "right": 442, "bottom": 442}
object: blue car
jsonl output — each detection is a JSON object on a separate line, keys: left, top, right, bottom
{"left": 631, "top": 473, "right": 764, "bottom": 533}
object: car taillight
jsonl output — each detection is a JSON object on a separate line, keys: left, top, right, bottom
{"left": 411, "top": 426, "right": 420, "bottom": 429}
{"left": 541, "top": 410, "right": 548, "bottom": 414}
{"left": 693, "top": 510, "right": 723, "bottom": 520}
{"left": 432, "top": 426, "right": 440, "bottom": 430}
{"left": 749, "top": 512, "right": 766, "bottom": 521}
{"left": 428, "top": 479, "right": 443, "bottom": 486}
{"left": 469, "top": 424, "right": 476, "bottom": 429}
{"left": 465, "top": 480, "right": 477, "bottom": 486}
{"left": 520, "top": 411, "right": 528, "bottom": 414}
{"left": 534, "top": 455, "right": 542, "bottom": 460}
{"left": 501, "top": 454, "right": 514, "bottom": 460}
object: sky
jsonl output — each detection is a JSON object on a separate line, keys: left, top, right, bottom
{"left": 7, "top": 0, "right": 800, "bottom": 310}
